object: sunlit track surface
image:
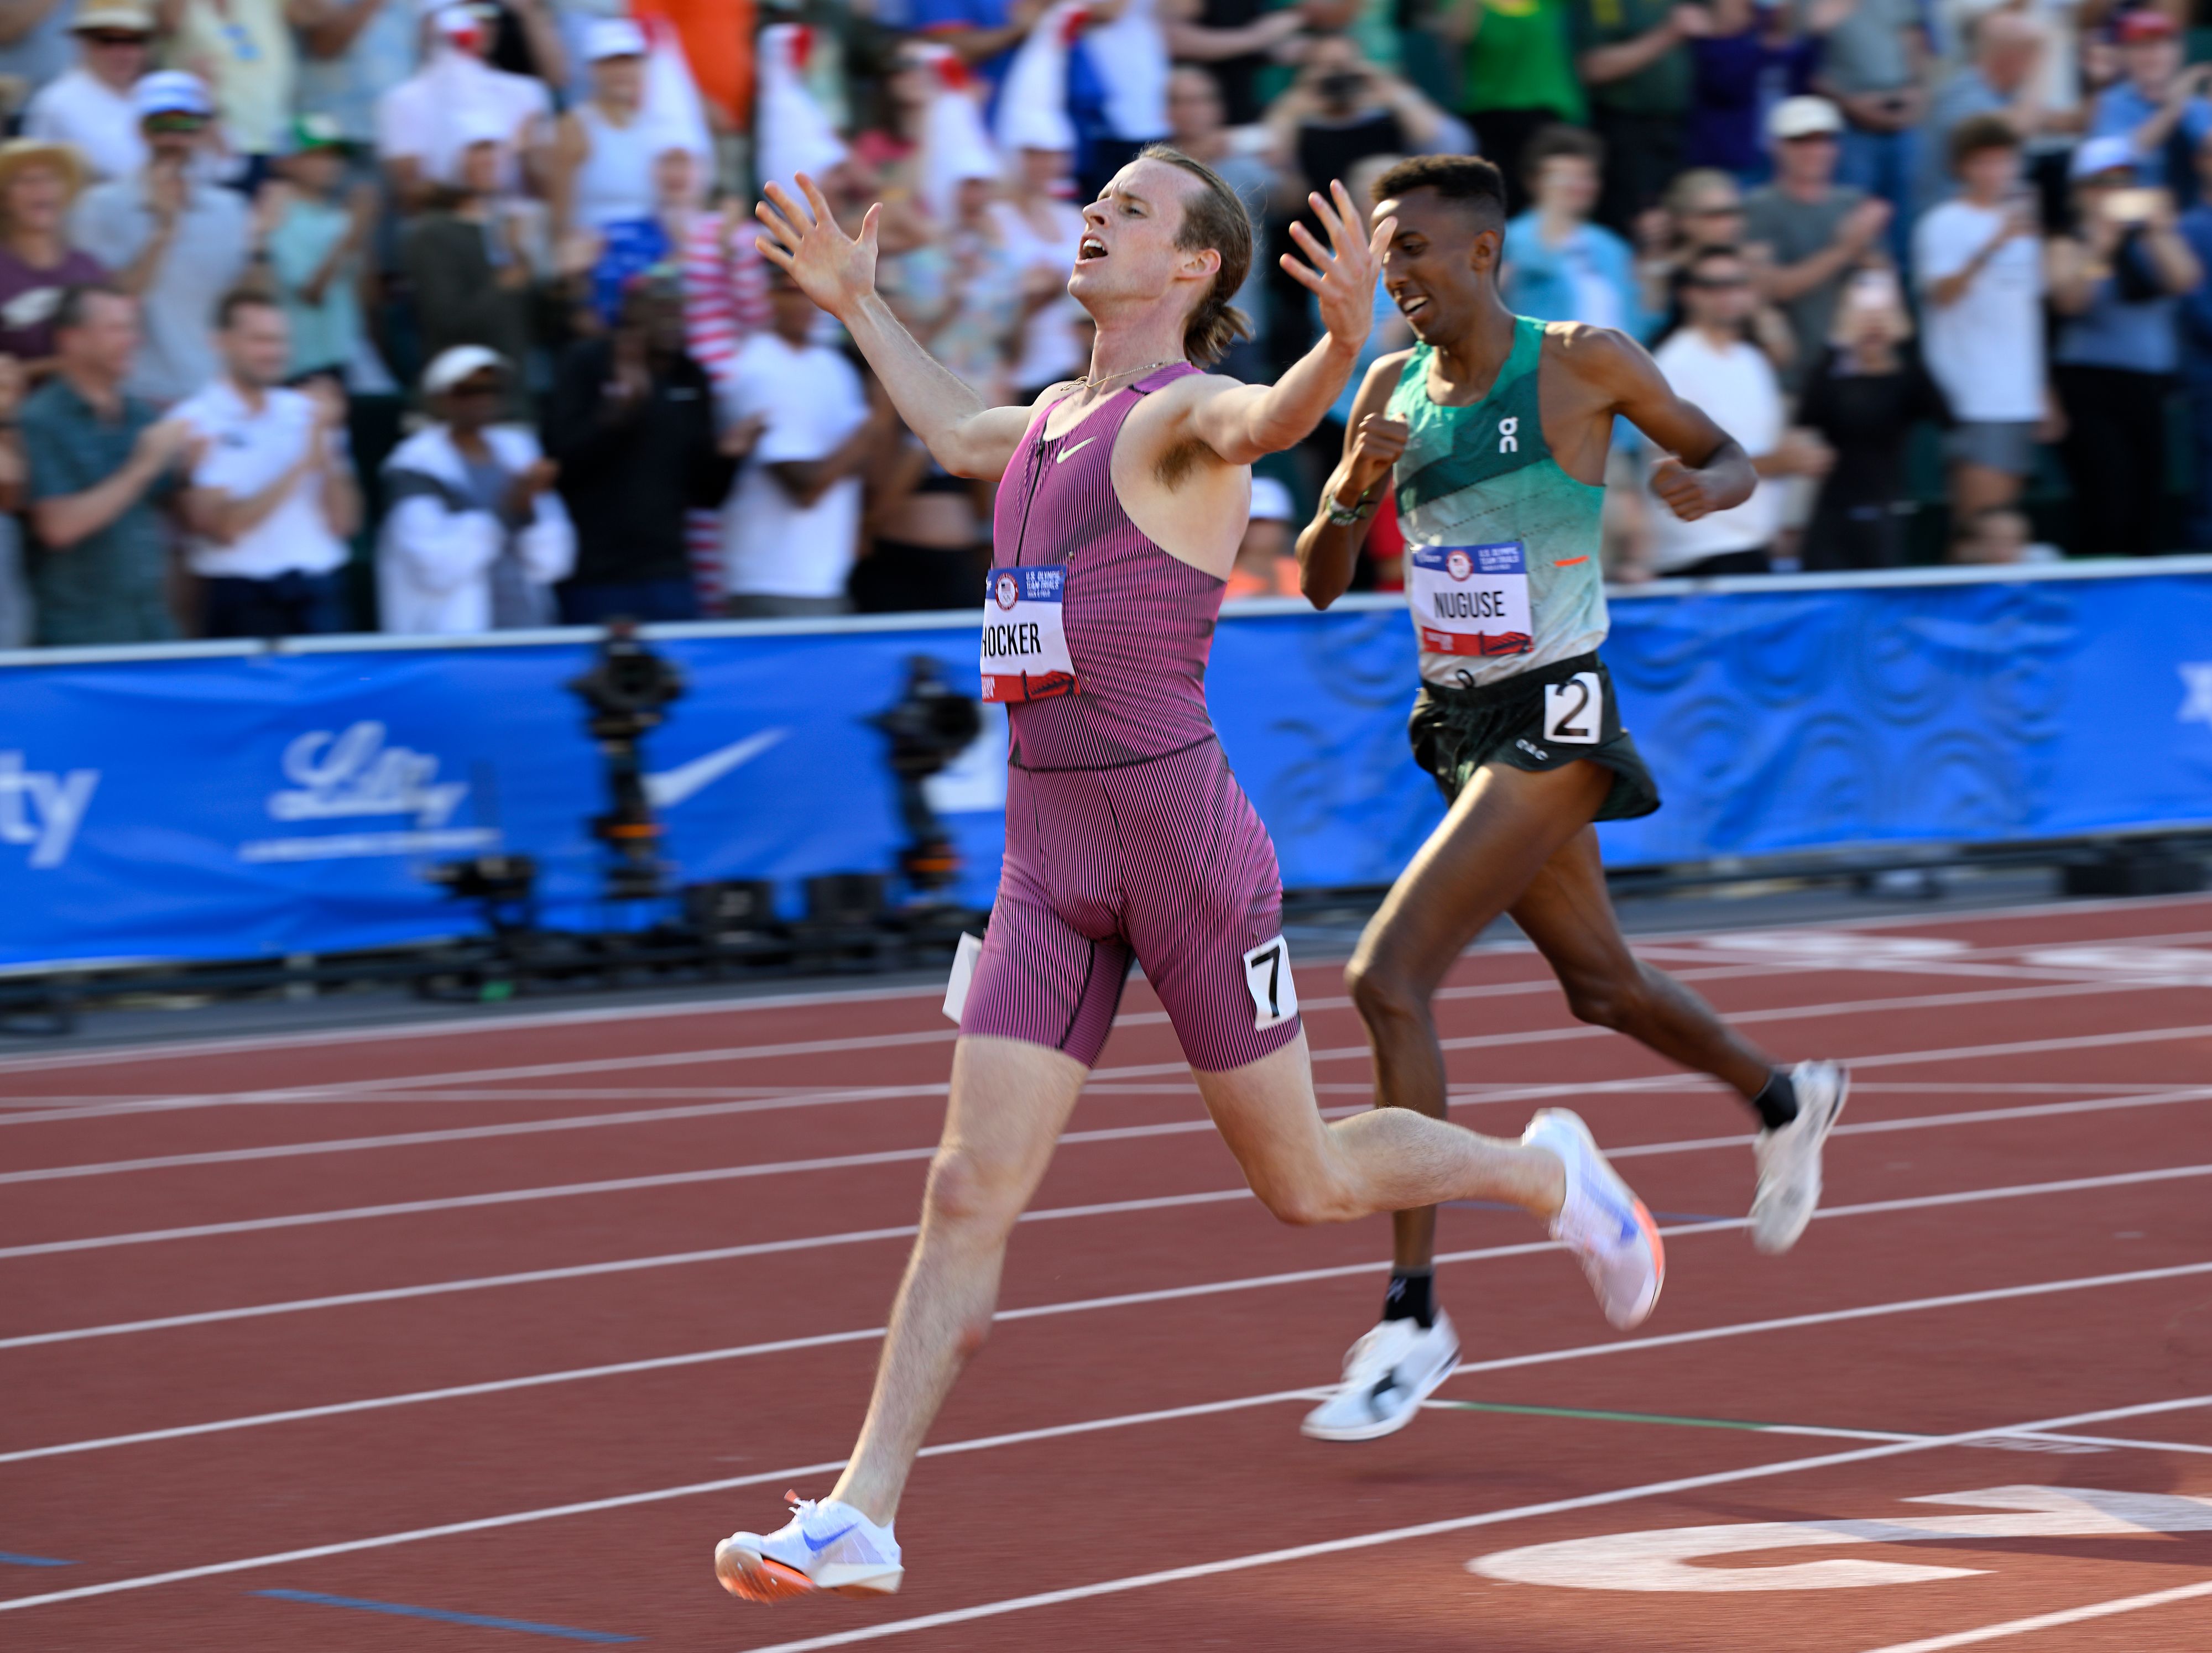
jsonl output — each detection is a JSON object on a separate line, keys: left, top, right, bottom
{"left": 3, "top": 892, "right": 2210, "bottom": 1651}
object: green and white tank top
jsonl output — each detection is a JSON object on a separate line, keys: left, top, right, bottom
{"left": 1386, "top": 316, "right": 1609, "bottom": 689}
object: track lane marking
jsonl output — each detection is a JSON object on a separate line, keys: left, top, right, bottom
{"left": 7, "top": 1162, "right": 2206, "bottom": 1351}
{"left": 8, "top": 1388, "right": 2203, "bottom": 1627}
{"left": 10, "top": 889, "right": 2199, "bottom": 1077}
{"left": 11, "top": 1086, "right": 2209, "bottom": 1260}
{"left": 5, "top": 1233, "right": 2208, "bottom": 1471}
{"left": 1856, "top": 1578, "right": 2212, "bottom": 1652}
{"left": 13, "top": 1003, "right": 2212, "bottom": 1183}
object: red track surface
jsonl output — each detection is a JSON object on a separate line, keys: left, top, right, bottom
{"left": 3, "top": 893, "right": 2210, "bottom": 1652}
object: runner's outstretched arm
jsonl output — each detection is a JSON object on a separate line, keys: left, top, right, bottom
{"left": 1184, "top": 182, "right": 1397, "bottom": 464}
{"left": 756, "top": 176, "right": 1038, "bottom": 482}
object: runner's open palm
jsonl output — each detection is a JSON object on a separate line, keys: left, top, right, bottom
{"left": 1284, "top": 180, "right": 1396, "bottom": 352}
{"left": 755, "top": 175, "right": 881, "bottom": 320}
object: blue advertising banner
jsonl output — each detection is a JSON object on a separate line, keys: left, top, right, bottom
{"left": 2, "top": 562, "right": 2209, "bottom": 969}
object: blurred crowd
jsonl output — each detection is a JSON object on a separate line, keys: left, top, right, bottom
{"left": 1, "top": 0, "right": 2210, "bottom": 646}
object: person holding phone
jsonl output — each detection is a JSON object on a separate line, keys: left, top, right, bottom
{"left": 2045, "top": 136, "right": 2200, "bottom": 558}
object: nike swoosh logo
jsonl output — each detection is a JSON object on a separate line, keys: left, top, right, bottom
{"left": 1056, "top": 437, "right": 1095, "bottom": 463}
{"left": 803, "top": 1523, "right": 859, "bottom": 1553}
{"left": 643, "top": 729, "right": 788, "bottom": 808}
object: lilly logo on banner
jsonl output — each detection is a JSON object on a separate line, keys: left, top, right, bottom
{"left": 0, "top": 750, "right": 99, "bottom": 869}
{"left": 239, "top": 721, "right": 495, "bottom": 864}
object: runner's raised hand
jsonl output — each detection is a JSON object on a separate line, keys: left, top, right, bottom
{"left": 1282, "top": 179, "right": 1397, "bottom": 352}
{"left": 756, "top": 174, "right": 883, "bottom": 322}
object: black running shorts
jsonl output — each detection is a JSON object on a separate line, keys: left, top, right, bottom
{"left": 1408, "top": 651, "right": 1661, "bottom": 823}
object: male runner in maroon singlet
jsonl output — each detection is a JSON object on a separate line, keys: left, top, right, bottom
{"left": 712, "top": 153, "right": 1670, "bottom": 1605}
{"left": 1295, "top": 155, "right": 1849, "bottom": 1443}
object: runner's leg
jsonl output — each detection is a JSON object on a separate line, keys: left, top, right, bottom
{"left": 826, "top": 1034, "right": 1088, "bottom": 1525}
{"left": 1342, "top": 761, "right": 1616, "bottom": 1269}
{"left": 1509, "top": 825, "right": 1773, "bottom": 1097}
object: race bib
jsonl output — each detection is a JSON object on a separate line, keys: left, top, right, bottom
{"left": 1241, "top": 935, "right": 1298, "bottom": 1030}
{"left": 1408, "top": 542, "right": 1533, "bottom": 658}
{"left": 979, "top": 564, "right": 1077, "bottom": 704}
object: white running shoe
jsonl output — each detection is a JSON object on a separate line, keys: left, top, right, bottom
{"left": 714, "top": 1493, "right": 903, "bottom": 1602}
{"left": 1301, "top": 1311, "right": 1460, "bottom": 1442}
{"left": 1749, "top": 1060, "right": 1849, "bottom": 1255}
{"left": 1522, "top": 1108, "right": 1665, "bottom": 1331}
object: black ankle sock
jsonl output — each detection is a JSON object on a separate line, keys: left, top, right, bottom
{"left": 1381, "top": 1268, "right": 1435, "bottom": 1330}
{"left": 1751, "top": 1069, "right": 1799, "bottom": 1131}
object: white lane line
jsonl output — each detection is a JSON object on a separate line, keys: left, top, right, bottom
{"left": 2008, "top": 1430, "right": 2212, "bottom": 1456}
{"left": 4, "top": 941, "right": 2195, "bottom": 1129}
{"left": 9, "top": 1386, "right": 2203, "bottom": 1628}
{"left": 13, "top": 1085, "right": 2208, "bottom": 1261}
{"left": 2, "top": 1150, "right": 2203, "bottom": 1356}
{"left": 15, "top": 1001, "right": 2212, "bottom": 1184}
{"left": 724, "top": 1394, "right": 2212, "bottom": 1653}
{"left": 1856, "top": 1578, "right": 2212, "bottom": 1652}
{"left": 8, "top": 1256, "right": 2204, "bottom": 1468}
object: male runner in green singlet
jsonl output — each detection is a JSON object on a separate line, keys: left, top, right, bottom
{"left": 1293, "top": 154, "right": 1849, "bottom": 1442}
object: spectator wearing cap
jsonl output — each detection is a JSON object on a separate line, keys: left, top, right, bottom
{"left": 1224, "top": 475, "right": 1300, "bottom": 600}
{"left": 719, "top": 264, "right": 894, "bottom": 618}
{"left": 293, "top": 0, "right": 421, "bottom": 151}
{"left": 265, "top": 116, "right": 379, "bottom": 382}
{"left": 399, "top": 117, "right": 545, "bottom": 395}
{"left": 173, "top": 290, "right": 359, "bottom": 635}
{"left": 379, "top": 345, "right": 573, "bottom": 632}
{"left": 21, "top": 284, "right": 195, "bottom": 644}
{"left": 2046, "top": 136, "right": 2199, "bottom": 558}
{"left": 551, "top": 18, "right": 659, "bottom": 244}
{"left": 69, "top": 72, "right": 252, "bottom": 408}
{"left": 1570, "top": 0, "right": 1701, "bottom": 234}
{"left": 171, "top": 0, "right": 296, "bottom": 174}
{"left": 20, "top": 0, "right": 153, "bottom": 183}
{"left": 1916, "top": 9, "right": 2048, "bottom": 215}
{"left": 0, "top": 139, "right": 106, "bottom": 376}
{"left": 1743, "top": 96, "right": 1892, "bottom": 388}
{"left": 2089, "top": 11, "right": 2212, "bottom": 203}
{"left": 376, "top": 0, "right": 554, "bottom": 212}
{"left": 1501, "top": 125, "right": 1655, "bottom": 339}
{"left": 1811, "top": 0, "right": 1926, "bottom": 261}
{"left": 1912, "top": 113, "right": 2046, "bottom": 540}
{"left": 542, "top": 269, "right": 740, "bottom": 623}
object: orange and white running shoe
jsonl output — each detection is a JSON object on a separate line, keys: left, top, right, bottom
{"left": 1522, "top": 1108, "right": 1665, "bottom": 1330}
{"left": 714, "top": 1492, "right": 903, "bottom": 1602}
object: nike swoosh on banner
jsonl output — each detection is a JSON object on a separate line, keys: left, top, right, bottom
{"left": 643, "top": 729, "right": 789, "bottom": 809}
{"left": 1056, "top": 438, "right": 1095, "bottom": 463}
{"left": 802, "top": 1524, "right": 858, "bottom": 1553}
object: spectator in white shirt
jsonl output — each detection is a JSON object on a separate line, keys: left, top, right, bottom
{"left": 1645, "top": 245, "right": 1832, "bottom": 578}
{"left": 375, "top": 0, "right": 552, "bottom": 212}
{"left": 720, "top": 265, "right": 893, "bottom": 618}
{"left": 20, "top": 0, "right": 152, "bottom": 183}
{"left": 379, "top": 345, "right": 573, "bottom": 634}
{"left": 1911, "top": 112, "right": 2047, "bottom": 533}
{"left": 173, "top": 290, "right": 360, "bottom": 635}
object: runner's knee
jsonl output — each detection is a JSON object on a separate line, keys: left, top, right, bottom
{"left": 921, "top": 1144, "right": 1029, "bottom": 1237}
{"left": 1245, "top": 1151, "right": 1364, "bottom": 1227}
{"left": 1559, "top": 959, "right": 1648, "bottom": 1031}
{"left": 1345, "top": 951, "right": 1427, "bottom": 1034}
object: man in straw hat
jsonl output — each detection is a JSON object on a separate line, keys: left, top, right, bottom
{"left": 22, "top": 0, "right": 154, "bottom": 183}
{"left": 0, "top": 135, "right": 103, "bottom": 373}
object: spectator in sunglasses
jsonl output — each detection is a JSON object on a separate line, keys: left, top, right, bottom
{"left": 22, "top": 1, "right": 155, "bottom": 183}
{"left": 68, "top": 71, "right": 252, "bottom": 407}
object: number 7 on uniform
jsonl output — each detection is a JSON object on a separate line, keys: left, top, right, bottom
{"left": 1242, "top": 935, "right": 1299, "bottom": 1030}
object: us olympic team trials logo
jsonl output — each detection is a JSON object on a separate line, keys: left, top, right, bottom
{"left": 994, "top": 572, "right": 1020, "bottom": 611}
{"left": 1445, "top": 549, "right": 1473, "bottom": 582}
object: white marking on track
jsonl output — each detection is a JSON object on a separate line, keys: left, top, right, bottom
{"left": 9, "top": 1086, "right": 2208, "bottom": 1259}
{"left": 1856, "top": 1577, "right": 2212, "bottom": 1651}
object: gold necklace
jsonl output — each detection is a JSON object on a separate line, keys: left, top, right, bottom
{"left": 1075, "top": 358, "right": 1183, "bottom": 394}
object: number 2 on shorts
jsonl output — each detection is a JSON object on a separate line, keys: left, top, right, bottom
{"left": 1241, "top": 935, "right": 1298, "bottom": 1030}
{"left": 1542, "top": 671, "right": 1603, "bottom": 746}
